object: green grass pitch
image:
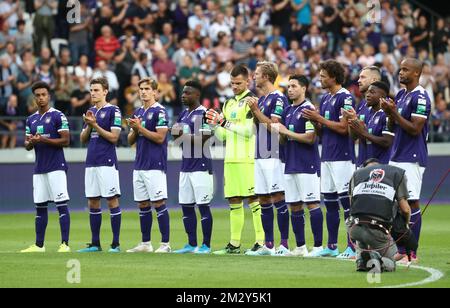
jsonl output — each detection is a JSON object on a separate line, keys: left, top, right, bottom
{"left": 0, "top": 206, "right": 449, "bottom": 288}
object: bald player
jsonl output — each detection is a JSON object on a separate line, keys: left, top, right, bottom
{"left": 381, "top": 58, "right": 431, "bottom": 264}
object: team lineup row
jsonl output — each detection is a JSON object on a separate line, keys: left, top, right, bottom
{"left": 20, "top": 59, "right": 430, "bottom": 263}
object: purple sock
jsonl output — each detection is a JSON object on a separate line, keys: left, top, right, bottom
{"left": 339, "top": 192, "right": 354, "bottom": 250}
{"left": 324, "top": 193, "right": 340, "bottom": 250}
{"left": 410, "top": 208, "right": 422, "bottom": 253}
{"left": 291, "top": 210, "right": 305, "bottom": 247}
{"left": 139, "top": 206, "right": 152, "bottom": 243}
{"left": 261, "top": 203, "right": 274, "bottom": 248}
{"left": 182, "top": 205, "right": 197, "bottom": 246}
{"left": 110, "top": 207, "right": 121, "bottom": 247}
{"left": 309, "top": 206, "right": 323, "bottom": 247}
{"left": 89, "top": 208, "right": 102, "bottom": 247}
{"left": 156, "top": 204, "right": 170, "bottom": 243}
{"left": 274, "top": 200, "right": 290, "bottom": 248}
{"left": 35, "top": 203, "right": 48, "bottom": 248}
{"left": 198, "top": 205, "right": 213, "bottom": 247}
{"left": 56, "top": 203, "right": 70, "bottom": 245}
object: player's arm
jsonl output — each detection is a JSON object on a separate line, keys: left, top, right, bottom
{"left": 348, "top": 119, "right": 394, "bottom": 149}
{"left": 396, "top": 173, "right": 411, "bottom": 225}
{"left": 80, "top": 125, "right": 92, "bottom": 144}
{"left": 247, "top": 96, "right": 283, "bottom": 132}
{"left": 92, "top": 123, "right": 121, "bottom": 144}
{"left": 37, "top": 131, "right": 70, "bottom": 147}
{"left": 137, "top": 125, "right": 168, "bottom": 145}
{"left": 381, "top": 97, "right": 427, "bottom": 137}
{"left": 127, "top": 125, "right": 138, "bottom": 146}
{"left": 207, "top": 110, "right": 254, "bottom": 138}
{"left": 303, "top": 109, "right": 349, "bottom": 135}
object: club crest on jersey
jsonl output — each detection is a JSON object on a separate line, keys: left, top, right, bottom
{"left": 147, "top": 112, "right": 153, "bottom": 120}
{"left": 369, "top": 169, "right": 385, "bottom": 183}
{"left": 100, "top": 112, "right": 106, "bottom": 119}
{"left": 374, "top": 117, "right": 379, "bottom": 125}
{"left": 238, "top": 100, "right": 245, "bottom": 107}
{"left": 45, "top": 117, "right": 51, "bottom": 124}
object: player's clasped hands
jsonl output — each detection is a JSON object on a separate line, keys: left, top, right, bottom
{"left": 127, "top": 116, "right": 142, "bottom": 131}
{"left": 271, "top": 123, "right": 288, "bottom": 135}
{"left": 246, "top": 97, "right": 259, "bottom": 112}
{"left": 380, "top": 97, "right": 396, "bottom": 115}
{"left": 26, "top": 134, "right": 42, "bottom": 145}
{"left": 205, "top": 109, "right": 223, "bottom": 126}
{"left": 302, "top": 108, "right": 320, "bottom": 122}
{"left": 83, "top": 110, "right": 97, "bottom": 127}
{"left": 341, "top": 106, "right": 357, "bottom": 121}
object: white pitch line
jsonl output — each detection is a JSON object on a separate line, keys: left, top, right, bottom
{"left": 313, "top": 256, "right": 444, "bottom": 288}
{"left": 380, "top": 264, "right": 444, "bottom": 288}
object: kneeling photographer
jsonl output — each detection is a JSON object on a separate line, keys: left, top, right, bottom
{"left": 347, "top": 158, "right": 412, "bottom": 272}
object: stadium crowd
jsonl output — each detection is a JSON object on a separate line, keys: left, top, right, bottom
{"left": 0, "top": 0, "right": 449, "bottom": 149}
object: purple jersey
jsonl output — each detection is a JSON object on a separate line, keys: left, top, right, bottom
{"left": 356, "top": 99, "right": 370, "bottom": 167}
{"left": 389, "top": 86, "right": 431, "bottom": 167}
{"left": 83, "top": 104, "right": 122, "bottom": 168}
{"left": 319, "top": 88, "right": 356, "bottom": 162}
{"left": 255, "top": 90, "right": 289, "bottom": 161}
{"left": 282, "top": 101, "right": 320, "bottom": 175}
{"left": 366, "top": 108, "right": 391, "bottom": 164}
{"left": 26, "top": 108, "right": 69, "bottom": 174}
{"left": 133, "top": 103, "right": 169, "bottom": 171}
{"left": 177, "top": 105, "right": 212, "bottom": 173}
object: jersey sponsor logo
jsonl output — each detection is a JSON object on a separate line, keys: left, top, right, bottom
{"left": 231, "top": 111, "right": 237, "bottom": 119}
{"left": 114, "top": 117, "right": 121, "bottom": 126}
{"left": 359, "top": 114, "right": 366, "bottom": 121}
{"left": 353, "top": 181, "right": 395, "bottom": 201}
{"left": 26, "top": 126, "right": 31, "bottom": 134}
{"left": 305, "top": 121, "right": 314, "bottom": 131}
{"left": 369, "top": 169, "right": 385, "bottom": 183}
{"left": 37, "top": 125, "right": 44, "bottom": 134}
{"left": 416, "top": 104, "right": 427, "bottom": 115}
{"left": 324, "top": 110, "right": 330, "bottom": 120}
{"left": 418, "top": 98, "right": 427, "bottom": 105}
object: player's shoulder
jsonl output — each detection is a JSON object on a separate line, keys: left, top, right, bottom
{"left": 336, "top": 88, "right": 354, "bottom": 100}
{"left": 412, "top": 85, "right": 431, "bottom": 102}
{"left": 395, "top": 88, "right": 407, "bottom": 100}
{"left": 302, "top": 100, "right": 316, "bottom": 110}
{"left": 105, "top": 103, "right": 121, "bottom": 112}
{"left": 27, "top": 111, "right": 39, "bottom": 121}
{"left": 152, "top": 102, "right": 167, "bottom": 112}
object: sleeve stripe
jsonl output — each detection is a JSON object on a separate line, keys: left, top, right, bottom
{"left": 411, "top": 113, "right": 428, "bottom": 119}
{"left": 155, "top": 126, "right": 169, "bottom": 129}
{"left": 382, "top": 131, "right": 395, "bottom": 136}
{"left": 271, "top": 114, "right": 282, "bottom": 119}
{"left": 57, "top": 129, "right": 70, "bottom": 132}
{"left": 111, "top": 127, "right": 122, "bottom": 131}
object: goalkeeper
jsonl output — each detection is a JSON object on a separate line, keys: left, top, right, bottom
{"left": 207, "top": 64, "right": 265, "bottom": 254}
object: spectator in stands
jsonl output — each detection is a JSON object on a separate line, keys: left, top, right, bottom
{"left": 68, "top": 1, "right": 91, "bottom": 66}
{"left": 0, "top": 55, "right": 15, "bottom": 106}
{"left": 268, "top": 25, "right": 288, "bottom": 50}
{"left": 153, "top": 0, "right": 173, "bottom": 35}
{"left": 188, "top": 4, "right": 210, "bottom": 38}
{"left": 124, "top": 74, "right": 140, "bottom": 117}
{"left": 159, "top": 22, "right": 176, "bottom": 58}
{"left": 157, "top": 72, "right": 177, "bottom": 125}
{"left": 95, "top": 25, "right": 121, "bottom": 65}
{"left": 179, "top": 55, "right": 200, "bottom": 87}
{"left": 431, "top": 94, "right": 450, "bottom": 142}
{"left": 213, "top": 32, "right": 235, "bottom": 65}
{"left": 173, "top": 0, "right": 189, "bottom": 39}
{"left": 0, "top": 94, "right": 18, "bottom": 149}
{"left": 15, "top": 19, "right": 33, "bottom": 55}
{"left": 432, "top": 18, "right": 449, "bottom": 57}
{"left": 37, "top": 60, "right": 55, "bottom": 91}
{"left": 411, "top": 15, "right": 431, "bottom": 53}
{"left": 131, "top": 52, "right": 153, "bottom": 79}
{"left": 209, "top": 12, "right": 232, "bottom": 43}
{"left": 432, "top": 53, "right": 449, "bottom": 94}
{"left": 380, "top": 0, "right": 397, "bottom": 51}
{"left": 197, "top": 36, "right": 212, "bottom": 63}
{"left": 302, "top": 24, "right": 327, "bottom": 54}
{"left": 233, "top": 28, "right": 253, "bottom": 66}
{"left": 92, "top": 60, "right": 119, "bottom": 105}
{"left": 0, "top": 0, "right": 20, "bottom": 34}
{"left": 33, "top": 0, "right": 57, "bottom": 53}
{"left": 57, "top": 48, "right": 72, "bottom": 70}
{"left": 70, "top": 76, "right": 90, "bottom": 117}
{"left": 71, "top": 54, "right": 93, "bottom": 80}
{"left": 153, "top": 50, "right": 177, "bottom": 80}
{"left": 358, "top": 44, "right": 376, "bottom": 67}
{"left": 172, "top": 38, "right": 198, "bottom": 72}
{"left": 393, "top": 24, "right": 410, "bottom": 59}
{"left": 17, "top": 60, "right": 38, "bottom": 116}
{"left": 54, "top": 66, "right": 75, "bottom": 115}
{"left": 198, "top": 54, "right": 217, "bottom": 106}
{"left": 419, "top": 62, "right": 436, "bottom": 107}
